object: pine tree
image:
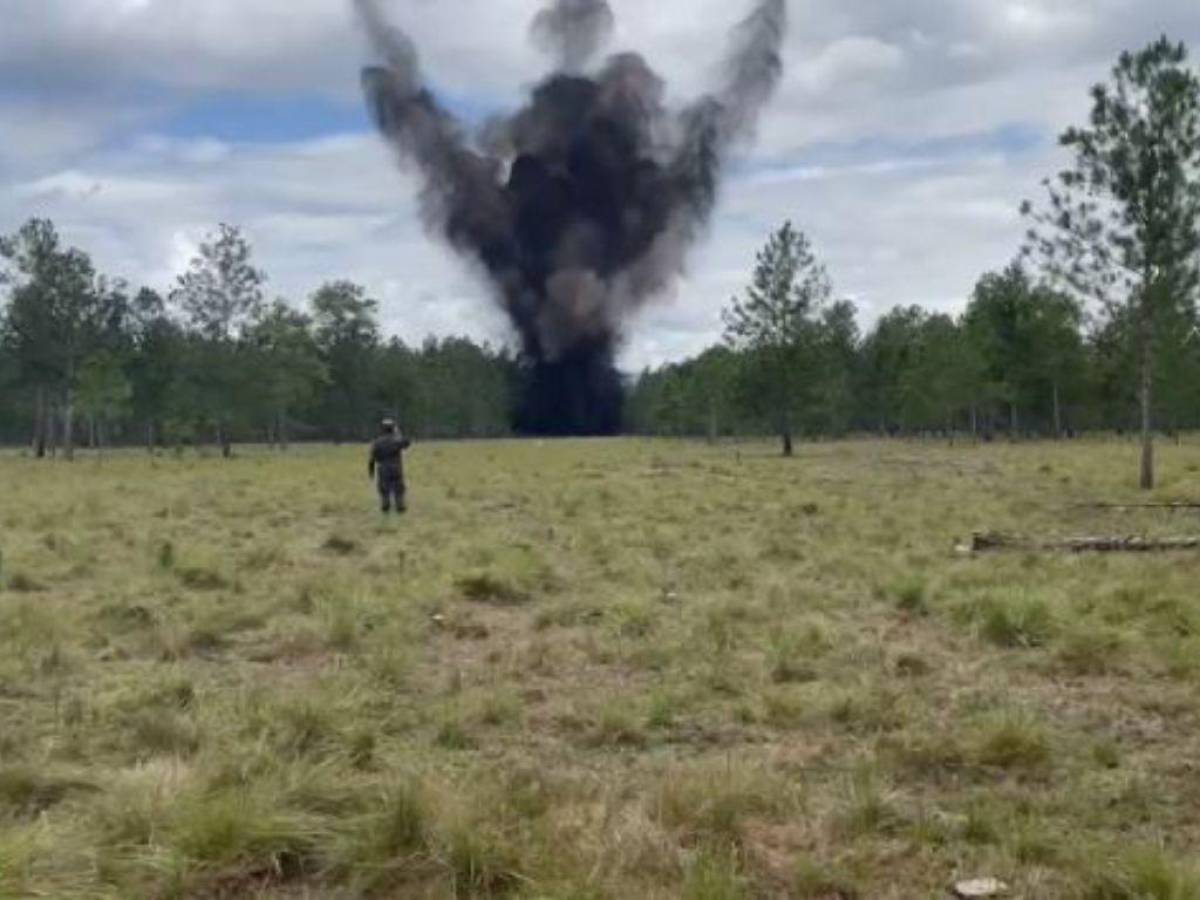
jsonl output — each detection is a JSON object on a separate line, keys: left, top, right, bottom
{"left": 723, "top": 221, "right": 831, "bottom": 456}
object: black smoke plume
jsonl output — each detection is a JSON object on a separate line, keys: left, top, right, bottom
{"left": 355, "top": 0, "right": 787, "bottom": 435}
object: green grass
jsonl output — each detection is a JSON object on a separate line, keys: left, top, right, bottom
{"left": 1, "top": 437, "right": 1200, "bottom": 897}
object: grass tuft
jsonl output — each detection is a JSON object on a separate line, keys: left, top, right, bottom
{"left": 176, "top": 565, "right": 229, "bottom": 591}
{"left": 322, "top": 534, "right": 361, "bottom": 556}
{"left": 1081, "top": 847, "right": 1200, "bottom": 900}
{"left": 6, "top": 571, "right": 46, "bottom": 593}
{"left": 1056, "top": 624, "right": 1126, "bottom": 676}
{"left": 456, "top": 573, "right": 531, "bottom": 606}
{"left": 793, "top": 856, "right": 861, "bottom": 899}
{"left": 889, "top": 575, "right": 929, "bottom": 616}
{"left": 973, "top": 713, "right": 1053, "bottom": 772}
{"left": 683, "top": 846, "right": 746, "bottom": 900}
{"left": 124, "top": 709, "right": 202, "bottom": 760}
{"left": 0, "top": 767, "right": 95, "bottom": 818}
{"left": 968, "top": 591, "right": 1057, "bottom": 648}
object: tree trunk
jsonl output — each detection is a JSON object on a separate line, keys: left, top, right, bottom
{"left": 216, "top": 422, "right": 232, "bottom": 458}
{"left": 278, "top": 409, "right": 289, "bottom": 452}
{"left": 1009, "top": 402, "right": 1019, "bottom": 441}
{"left": 1139, "top": 300, "right": 1155, "bottom": 491}
{"left": 145, "top": 420, "right": 155, "bottom": 453}
{"left": 707, "top": 402, "right": 717, "bottom": 445}
{"left": 1052, "top": 382, "right": 1062, "bottom": 440}
{"left": 32, "top": 386, "right": 47, "bottom": 458}
{"left": 63, "top": 388, "right": 76, "bottom": 462}
{"left": 970, "top": 404, "right": 978, "bottom": 440}
{"left": 88, "top": 416, "right": 97, "bottom": 450}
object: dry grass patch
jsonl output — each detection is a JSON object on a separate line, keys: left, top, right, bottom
{"left": 2, "top": 438, "right": 1200, "bottom": 896}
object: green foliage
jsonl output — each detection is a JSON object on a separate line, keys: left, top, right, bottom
{"left": 171, "top": 224, "right": 265, "bottom": 342}
{"left": 722, "top": 221, "right": 839, "bottom": 453}
{"left": 965, "top": 264, "right": 1085, "bottom": 434}
{"left": 1024, "top": 37, "right": 1200, "bottom": 486}
{"left": 76, "top": 351, "right": 132, "bottom": 439}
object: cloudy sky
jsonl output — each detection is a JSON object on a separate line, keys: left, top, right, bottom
{"left": 3, "top": 0, "right": 1200, "bottom": 370}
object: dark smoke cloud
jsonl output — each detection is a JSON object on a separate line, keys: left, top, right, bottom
{"left": 355, "top": 0, "right": 787, "bottom": 435}
{"left": 531, "top": 0, "right": 615, "bottom": 72}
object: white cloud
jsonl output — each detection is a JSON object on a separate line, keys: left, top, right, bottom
{"left": 796, "top": 36, "right": 905, "bottom": 94}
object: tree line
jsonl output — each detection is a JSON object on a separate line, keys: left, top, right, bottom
{"left": 0, "top": 221, "right": 516, "bottom": 456}
{"left": 628, "top": 249, "right": 1199, "bottom": 441}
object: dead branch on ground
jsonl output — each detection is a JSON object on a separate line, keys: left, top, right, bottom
{"left": 960, "top": 531, "right": 1200, "bottom": 555}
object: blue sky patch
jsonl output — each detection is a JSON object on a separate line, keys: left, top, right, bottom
{"left": 740, "top": 122, "right": 1046, "bottom": 179}
{"left": 163, "top": 91, "right": 371, "bottom": 142}
{"left": 159, "top": 84, "right": 507, "bottom": 144}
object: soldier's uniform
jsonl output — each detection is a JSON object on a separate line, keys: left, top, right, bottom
{"left": 369, "top": 423, "right": 412, "bottom": 513}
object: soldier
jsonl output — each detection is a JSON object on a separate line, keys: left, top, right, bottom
{"left": 369, "top": 418, "right": 413, "bottom": 513}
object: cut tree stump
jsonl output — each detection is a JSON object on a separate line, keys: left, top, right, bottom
{"left": 960, "top": 531, "right": 1200, "bottom": 555}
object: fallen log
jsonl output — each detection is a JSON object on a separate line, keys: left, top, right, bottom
{"left": 961, "top": 531, "right": 1200, "bottom": 555}
{"left": 1072, "top": 501, "right": 1200, "bottom": 511}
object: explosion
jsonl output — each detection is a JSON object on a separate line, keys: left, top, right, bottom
{"left": 355, "top": 0, "right": 787, "bottom": 434}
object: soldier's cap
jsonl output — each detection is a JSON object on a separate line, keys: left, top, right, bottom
{"left": 380, "top": 418, "right": 397, "bottom": 430}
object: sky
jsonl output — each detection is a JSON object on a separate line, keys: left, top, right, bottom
{"left": 3, "top": 0, "right": 1200, "bottom": 371}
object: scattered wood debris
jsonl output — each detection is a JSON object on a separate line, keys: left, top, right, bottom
{"left": 1072, "top": 501, "right": 1200, "bottom": 511}
{"left": 959, "top": 531, "right": 1200, "bottom": 555}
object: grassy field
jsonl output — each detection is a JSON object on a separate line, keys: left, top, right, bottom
{"left": 3, "top": 438, "right": 1200, "bottom": 899}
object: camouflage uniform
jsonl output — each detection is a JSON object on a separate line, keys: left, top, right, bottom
{"left": 369, "top": 430, "right": 412, "bottom": 513}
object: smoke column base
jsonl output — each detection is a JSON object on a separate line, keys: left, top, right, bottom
{"left": 515, "top": 345, "right": 623, "bottom": 436}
